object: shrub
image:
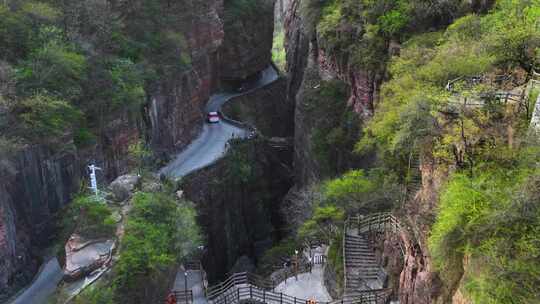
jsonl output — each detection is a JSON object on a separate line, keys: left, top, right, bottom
{"left": 299, "top": 205, "right": 344, "bottom": 243}
{"left": 16, "top": 42, "right": 87, "bottom": 99}
{"left": 16, "top": 93, "right": 81, "bottom": 140}
{"left": 323, "top": 169, "right": 398, "bottom": 214}
{"left": 74, "top": 286, "right": 115, "bottom": 304}
{"left": 429, "top": 159, "right": 540, "bottom": 303}
{"left": 65, "top": 195, "right": 116, "bottom": 239}
{"left": 114, "top": 192, "right": 201, "bottom": 302}
{"left": 0, "top": 5, "right": 32, "bottom": 62}
{"left": 257, "top": 238, "right": 300, "bottom": 276}
{"left": 327, "top": 231, "right": 343, "bottom": 291}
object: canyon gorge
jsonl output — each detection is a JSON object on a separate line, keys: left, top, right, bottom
{"left": 1, "top": 0, "right": 539, "bottom": 303}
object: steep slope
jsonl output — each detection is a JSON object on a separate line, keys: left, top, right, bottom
{"left": 0, "top": 0, "right": 277, "bottom": 300}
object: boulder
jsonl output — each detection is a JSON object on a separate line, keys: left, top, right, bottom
{"left": 63, "top": 234, "right": 115, "bottom": 282}
{"left": 108, "top": 174, "right": 140, "bottom": 202}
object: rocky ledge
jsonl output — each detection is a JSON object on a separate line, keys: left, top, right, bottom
{"left": 63, "top": 235, "right": 115, "bottom": 282}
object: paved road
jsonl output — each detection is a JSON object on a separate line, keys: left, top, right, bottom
{"left": 174, "top": 270, "right": 208, "bottom": 304}
{"left": 161, "top": 65, "right": 278, "bottom": 178}
{"left": 7, "top": 65, "right": 278, "bottom": 304}
{"left": 274, "top": 265, "right": 332, "bottom": 302}
{"left": 274, "top": 246, "right": 332, "bottom": 302}
{"left": 6, "top": 258, "right": 63, "bottom": 304}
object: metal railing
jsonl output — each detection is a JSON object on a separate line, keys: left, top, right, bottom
{"left": 206, "top": 272, "right": 274, "bottom": 300}
{"left": 206, "top": 272, "right": 391, "bottom": 304}
{"left": 165, "top": 290, "right": 193, "bottom": 304}
{"left": 341, "top": 213, "right": 406, "bottom": 303}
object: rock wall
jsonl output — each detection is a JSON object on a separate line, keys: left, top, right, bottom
{"left": 219, "top": 0, "right": 275, "bottom": 80}
{"left": 1, "top": 0, "right": 279, "bottom": 298}
{"left": 181, "top": 140, "right": 293, "bottom": 283}
{"left": 221, "top": 76, "right": 293, "bottom": 138}
{"left": 149, "top": 0, "right": 224, "bottom": 154}
{"left": 0, "top": 146, "right": 80, "bottom": 302}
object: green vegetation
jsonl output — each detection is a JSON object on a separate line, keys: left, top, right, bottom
{"left": 114, "top": 191, "right": 201, "bottom": 302}
{"left": 15, "top": 93, "right": 81, "bottom": 139}
{"left": 293, "top": 1, "right": 540, "bottom": 302}
{"left": 304, "top": 80, "right": 362, "bottom": 176}
{"left": 343, "top": 0, "right": 540, "bottom": 302}
{"left": 0, "top": 0, "right": 190, "bottom": 146}
{"left": 257, "top": 237, "right": 300, "bottom": 275}
{"left": 73, "top": 285, "right": 114, "bottom": 304}
{"left": 429, "top": 151, "right": 540, "bottom": 302}
{"left": 359, "top": 0, "right": 540, "bottom": 177}
{"left": 272, "top": 29, "right": 286, "bottom": 71}
{"left": 304, "top": 0, "right": 475, "bottom": 73}
{"left": 63, "top": 195, "right": 116, "bottom": 239}
{"left": 327, "top": 231, "right": 344, "bottom": 291}
{"left": 58, "top": 180, "right": 201, "bottom": 304}
{"left": 299, "top": 205, "right": 344, "bottom": 243}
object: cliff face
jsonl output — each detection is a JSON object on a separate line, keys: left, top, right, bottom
{"left": 221, "top": 76, "right": 292, "bottom": 137}
{"left": 182, "top": 140, "right": 293, "bottom": 283}
{"left": 149, "top": 0, "right": 224, "bottom": 153}
{"left": 0, "top": 146, "right": 80, "bottom": 301}
{"left": 219, "top": 0, "right": 275, "bottom": 79}
{"left": 284, "top": 0, "right": 320, "bottom": 186}
{"left": 1, "top": 0, "right": 277, "bottom": 298}
{"left": 281, "top": 0, "right": 441, "bottom": 301}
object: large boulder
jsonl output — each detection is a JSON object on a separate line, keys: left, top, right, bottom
{"left": 63, "top": 234, "right": 115, "bottom": 282}
{"left": 108, "top": 174, "right": 140, "bottom": 202}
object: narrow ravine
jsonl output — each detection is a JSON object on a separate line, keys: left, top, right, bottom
{"left": 6, "top": 65, "right": 279, "bottom": 304}
{"left": 160, "top": 65, "right": 278, "bottom": 178}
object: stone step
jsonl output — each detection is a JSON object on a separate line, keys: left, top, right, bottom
{"left": 346, "top": 256, "right": 377, "bottom": 260}
{"left": 345, "top": 249, "right": 374, "bottom": 254}
{"left": 345, "top": 241, "right": 370, "bottom": 247}
{"left": 345, "top": 260, "right": 378, "bottom": 265}
{"left": 345, "top": 254, "right": 377, "bottom": 259}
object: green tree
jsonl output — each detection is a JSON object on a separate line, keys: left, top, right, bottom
{"left": 114, "top": 191, "right": 201, "bottom": 303}
{"left": 299, "top": 205, "right": 344, "bottom": 243}
{"left": 64, "top": 195, "right": 116, "bottom": 239}
{"left": 324, "top": 169, "right": 398, "bottom": 214}
{"left": 16, "top": 42, "right": 87, "bottom": 99}
{"left": 15, "top": 93, "right": 81, "bottom": 139}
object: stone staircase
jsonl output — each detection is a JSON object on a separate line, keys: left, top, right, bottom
{"left": 344, "top": 228, "right": 385, "bottom": 296}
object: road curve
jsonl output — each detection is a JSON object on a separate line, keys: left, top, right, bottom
{"left": 6, "top": 65, "right": 278, "bottom": 304}
{"left": 160, "top": 65, "right": 278, "bottom": 178}
{"left": 6, "top": 258, "right": 63, "bottom": 304}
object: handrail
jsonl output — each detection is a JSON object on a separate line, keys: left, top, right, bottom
{"left": 342, "top": 217, "right": 349, "bottom": 295}
{"left": 166, "top": 290, "right": 193, "bottom": 304}
{"left": 206, "top": 271, "right": 392, "bottom": 304}
{"left": 341, "top": 213, "right": 405, "bottom": 303}
{"left": 271, "top": 260, "right": 313, "bottom": 287}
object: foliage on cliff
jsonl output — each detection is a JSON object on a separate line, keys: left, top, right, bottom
{"left": 303, "top": 0, "right": 481, "bottom": 74}
{"left": 347, "top": 0, "right": 540, "bottom": 302}
{"left": 63, "top": 195, "right": 116, "bottom": 239}
{"left": 429, "top": 150, "right": 540, "bottom": 302}
{"left": 114, "top": 190, "right": 201, "bottom": 303}
{"left": 359, "top": 0, "right": 539, "bottom": 178}
{"left": 303, "top": 79, "right": 362, "bottom": 176}
{"left": 0, "top": 0, "right": 192, "bottom": 147}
